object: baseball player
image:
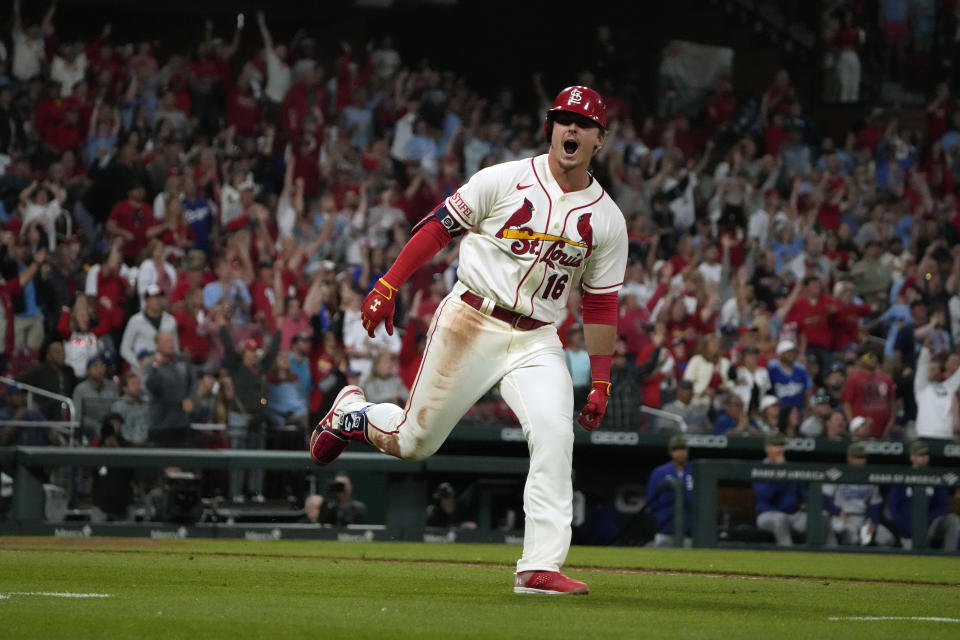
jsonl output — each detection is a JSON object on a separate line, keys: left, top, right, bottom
{"left": 753, "top": 431, "right": 836, "bottom": 546}
{"left": 310, "top": 85, "right": 627, "bottom": 595}
{"left": 822, "top": 442, "right": 896, "bottom": 546}
{"left": 886, "top": 440, "right": 960, "bottom": 550}
{"left": 646, "top": 434, "right": 693, "bottom": 548}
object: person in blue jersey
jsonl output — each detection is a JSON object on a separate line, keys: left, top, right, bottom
{"left": 646, "top": 434, "right": 693, "bottom": 547}
{"left": 753, "top": 431, "right": 836, "bottom": 546}
{"left": 767, "top": 339, "right": 811, "bottom": 420}
{"left": 885, "top": 441, "right": 960, "bottom": 550}
{"left": 181, "top": 173, "right": 216, "bottom": 255}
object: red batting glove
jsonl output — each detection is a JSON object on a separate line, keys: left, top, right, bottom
{"left": 361, "top": 278, "right": 399, "bottom": 338}
{"left": 577, "top": 381, "right": 610, "bottom": 431}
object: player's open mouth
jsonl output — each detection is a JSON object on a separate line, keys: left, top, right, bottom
{"left": 563, "top": 140, "right": 579, "bottom": 155}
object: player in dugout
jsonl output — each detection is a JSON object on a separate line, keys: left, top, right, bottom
{"left": 310, "top": 85, "right": 627, "bottom": 595}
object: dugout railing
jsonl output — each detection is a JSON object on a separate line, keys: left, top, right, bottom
{"left": 444, "top": 424, "right": 960, "bottom": 463}
{"left": 1, "top": 447, "right": 957, "bottom": 551}
{"left": 0, "top": 375, "right": 79, "bottom": 444}
{"left": 690, "top": 459, "right": 960, "bottom": 552}
{"left": 0, "top": 446, "right": 530, "bottom": 539}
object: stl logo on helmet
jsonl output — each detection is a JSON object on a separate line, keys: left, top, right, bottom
{"left": 567, "top": 88, "right": 583, "bottom": 105}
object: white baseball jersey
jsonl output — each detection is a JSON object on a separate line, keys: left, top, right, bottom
{"left": 445, "top": 154, "right": 628, "bottom": 322}
{"left": 822, "top": 483, "right": 882, "bottom": 515}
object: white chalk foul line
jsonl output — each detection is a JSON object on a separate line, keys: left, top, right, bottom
{"left": 829, "top": 616, "right": 960, "bottom": 623}
{"left": 0, "top": 592, "right": 112, "bottom": 599}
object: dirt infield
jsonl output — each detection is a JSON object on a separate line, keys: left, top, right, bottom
{"left": 0, "top": 537, "right": 164, "bottom": 548}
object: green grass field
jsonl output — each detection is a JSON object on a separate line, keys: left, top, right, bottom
{"left": 1, "top": 538, "right": 958, "bottom": 639}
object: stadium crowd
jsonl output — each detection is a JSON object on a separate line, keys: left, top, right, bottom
{"left": 0, "top": 1, "right": 958, "bottom": 509}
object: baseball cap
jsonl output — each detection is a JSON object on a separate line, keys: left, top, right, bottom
{"left": 827, "top": 361, "right": 845, "bottom": 374}
{"left": 847, "top": 442, "right": 867, "bottom": 458}
{"left": 814, "top": 388, "right": 831, "bottom": 404}
{"left": 677, "top": 379, "right": 694, "bottom": 391}
{"left": 434, "top": 482, "right": 455, "bottom": 499}
{"left": 765, "top": 431, "right": 786, "bottom": 446}
{"left": 776, "top": 339, "right": 796, "bottom": 355}
{"left": 759, "top": 395, "right": 779, "bottom": 412}
{"left": 241, "top": 338, "right": 259, "bottom": 352}
{"left": 145, "top": 283, "right": 163, "bottom": 298}
{"left": 720, "top": 324, "right": 739, "bottom": 337}
{"left": 86, "top": 353, "right": 107, "bottom": 369}
{"left": 910, "top": 441, "right": 930, "bottom": 456}
{"left": 668, "top": 434, "right": 688, "bottom": 450}
{"left": 1, "top": 383, "right": 24, "bottom": 396}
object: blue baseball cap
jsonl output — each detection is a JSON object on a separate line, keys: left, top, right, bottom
{"left": 86, "top": 353, "right": 108, "bottom": 369}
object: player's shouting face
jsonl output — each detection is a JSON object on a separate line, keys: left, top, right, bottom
{"left": 549, "top": 111, "right": 604, "bottom": 171}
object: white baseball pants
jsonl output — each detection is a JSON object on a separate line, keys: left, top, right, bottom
{"left": 363, "top": 290, "right": 575, "bottom": 573}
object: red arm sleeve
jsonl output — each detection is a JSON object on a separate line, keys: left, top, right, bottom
{"left": 56, "top": 309, "right": 71, "bottom": 338}
{"left": 582, "top": 291, "right": 619, "bottom": 384}
{"left": 381, "top": 218, "right": 452, "bottom": 288}
{"left": 581, "top": 291, "right": 619, "bottom": 326}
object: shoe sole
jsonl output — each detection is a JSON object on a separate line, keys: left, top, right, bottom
{"left": 513, "top": 586, "right": 589, "bottom": 595}
{"left": 308, "top": 430, "right": 347, "bottom": 466}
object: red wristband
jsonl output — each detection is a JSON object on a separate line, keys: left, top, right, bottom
{"left": 589, "top": 354, "right": 612, "bottom": 384}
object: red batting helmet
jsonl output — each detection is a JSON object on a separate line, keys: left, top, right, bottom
{"left": 544, "top": 85, "right": 607, "bottom": 139}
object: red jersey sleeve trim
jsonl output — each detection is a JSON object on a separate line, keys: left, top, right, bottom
{"left": 445, "top": 197, "right": 474, "bottom": 230}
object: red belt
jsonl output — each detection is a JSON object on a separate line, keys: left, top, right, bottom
{"left": 460, "top": 291, "right": 549, "bottom": 330}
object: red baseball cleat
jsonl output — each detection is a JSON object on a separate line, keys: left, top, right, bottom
{"left": 308, "top": 386, "right": 369, "bottom": 466}
{"left": 513, "top": 571, "right": 589, "bottom": 595}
